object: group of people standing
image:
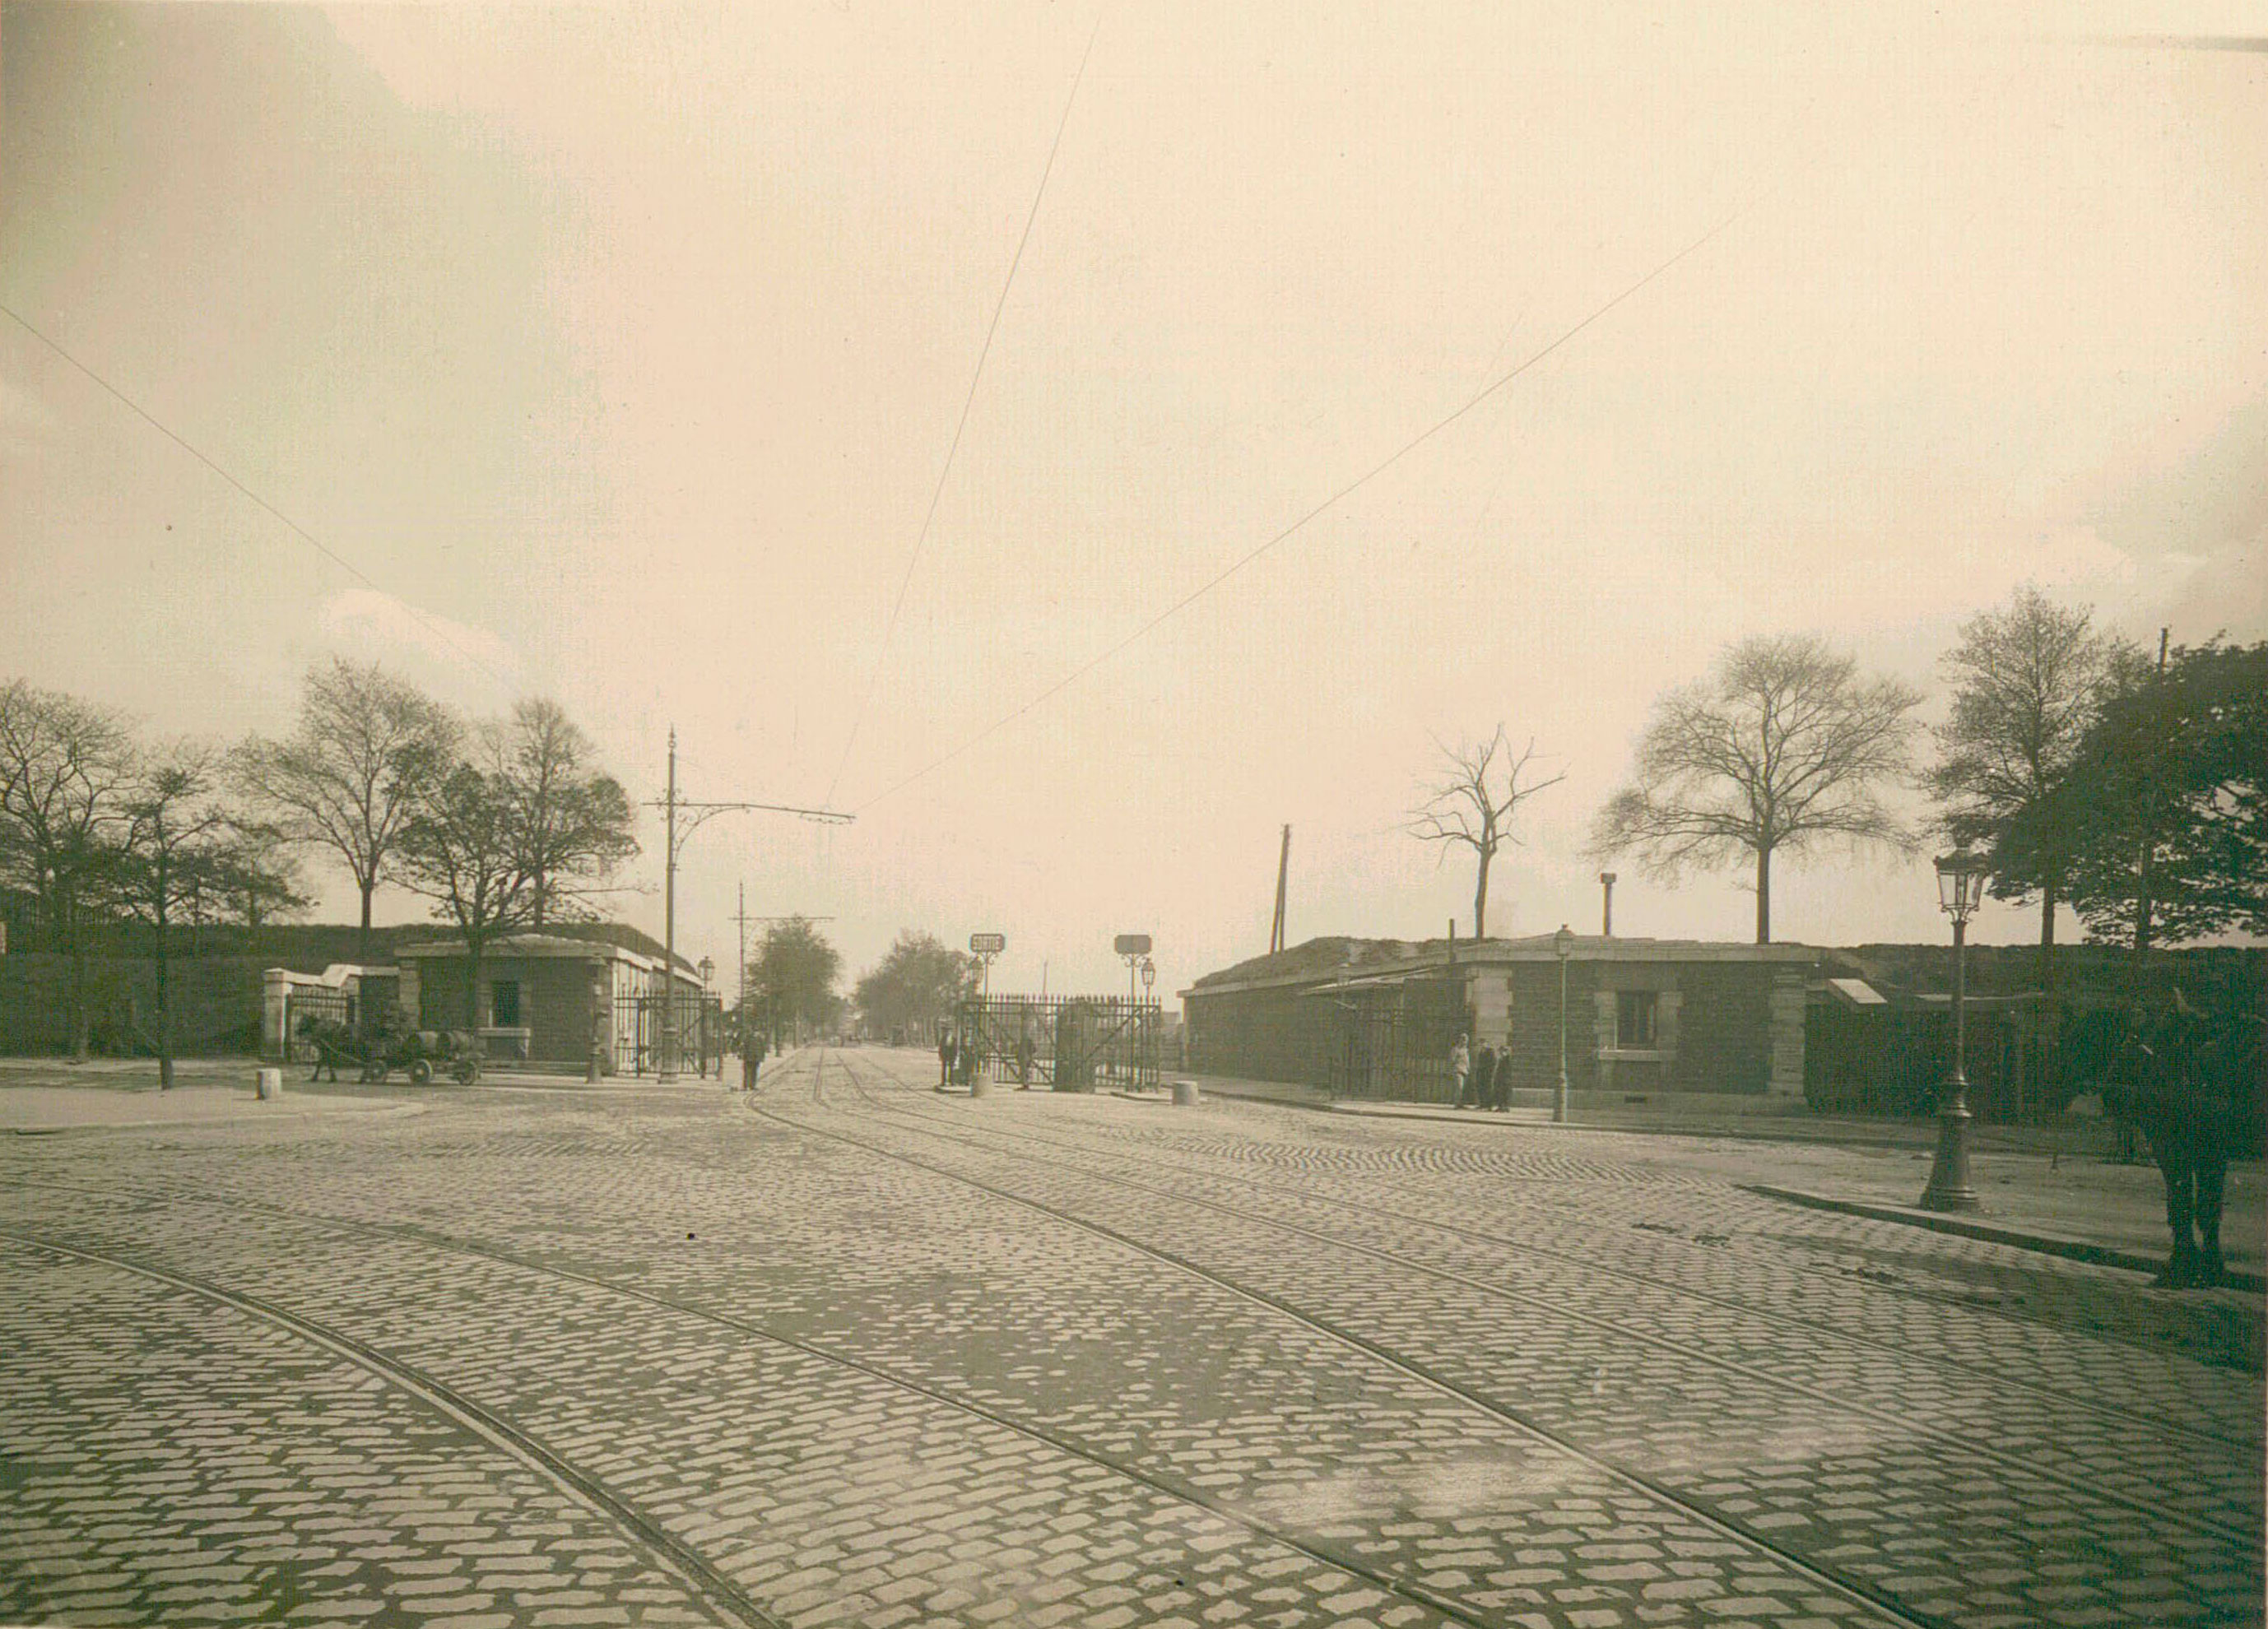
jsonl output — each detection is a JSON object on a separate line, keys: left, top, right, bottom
{"left": 1448, "top": 1033, "right": 1513, "bottom": 1112}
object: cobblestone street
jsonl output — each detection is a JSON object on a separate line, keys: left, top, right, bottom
{"left": 2, "top": 1048, "right": 2261, "bottom": 1629}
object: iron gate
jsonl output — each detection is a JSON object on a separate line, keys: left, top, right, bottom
{"left": 953, "top": 995, "right": 1163, "bottom": 1092}
{"left": 281, "top": 985, "right": 356, "bottom": 1063}
{"left": 610, "top": 990, "right": 721, "bottom": 1077}
{"left": 1314, "top": 972, "right": 1464, "bottom": 1102}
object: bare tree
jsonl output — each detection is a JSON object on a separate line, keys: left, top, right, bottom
{"left": 1593, "top": 635, "right": 1922, "bottom": 943}
{"left": 233, "top": 659, "right": 458, "bottom": 959}
{"left": 1408, "top": 727, "right": 1565, "bottom": 939}
{"left": 500, "top": 698, "right": 638, "bottom": 927}
{"left": 1931, "top": 587, "right": 2138, "bottom": 1002}
{"left": 0, "top": 680, "right": 137, "bottom": 1056}
{"left": 114, "top": 745, "right": 234, "bottom": 1088}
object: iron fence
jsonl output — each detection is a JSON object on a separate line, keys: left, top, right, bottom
{"left": 952, "top": 995, "right": 1163, "bottom": 1092}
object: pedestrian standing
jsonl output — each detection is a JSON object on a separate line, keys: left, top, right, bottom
{"left": 1468, "top": 1042, "right": 1497, "bottom": 1111}
{"left": 1016, "top": 1031, "right": 1037, "bottom": 1090}
{"left": 938, "top": 1028, "right": 957, "bottom": 1092}
{"left": 741, "top": 1026, "right": 769, "bottom": 1092}
{"left": 1448, "top": 1033, "right": 1471, "bottom": 1109}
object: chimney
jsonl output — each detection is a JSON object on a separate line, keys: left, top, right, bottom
{"left": 1600, "top": 872, "right": 1616, "bottom": 938}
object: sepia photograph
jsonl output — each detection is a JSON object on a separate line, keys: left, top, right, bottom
{"left": 2, "top": 3, "right": 2263, "bottom": 1626}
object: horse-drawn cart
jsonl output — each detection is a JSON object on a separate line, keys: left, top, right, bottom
{"left": 297, "top": 1013, "right": 484, "bottom": 1086}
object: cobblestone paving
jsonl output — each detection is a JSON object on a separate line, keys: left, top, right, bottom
{"left": 0, "top": 1048, "right": 2259, "bottom": 1629}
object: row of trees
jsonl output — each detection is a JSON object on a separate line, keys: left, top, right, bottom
{"left": 1413, "top": 590, "right": 2265, "bottom": 977}
{"left": 737, "top": 926, "right": 977, "bottom": 1047}
{"left": 0, "top": 661, "right": 638, "bottom": 1078}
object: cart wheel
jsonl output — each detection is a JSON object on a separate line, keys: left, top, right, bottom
{"left": 409, "top": 1059, "right": 434, "bottom": 1086}
{"left": 452, "top": 1058, "right": 479, "bottom": 1085}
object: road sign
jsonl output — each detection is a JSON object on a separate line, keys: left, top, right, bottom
{"left": 969, "top": 933, "right": 1006, "bottom": 954}
{"left": 1113, "top": 934, "right": 1151, "bottom": 956}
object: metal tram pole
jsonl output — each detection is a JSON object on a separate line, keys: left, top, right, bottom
{"left": 645, "top": 729, "right": 853, "bottom": 1084}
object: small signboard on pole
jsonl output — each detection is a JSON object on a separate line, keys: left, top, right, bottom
{"left": 969, "top": 933, "right": 1006, "bottom": 954}
{"left": 1113, "top": 934, "right": 1151, "bottom": 956}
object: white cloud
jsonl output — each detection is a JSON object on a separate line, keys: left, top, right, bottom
{"left": 316, "top": 588, "right": 523, "bottom": 699}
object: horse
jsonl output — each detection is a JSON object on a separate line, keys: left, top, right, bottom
{"left": 292, "top": 1012, "right": 365, "bottom": 1083}
{"left": 2105, "top": 996, "right": 2259, "bottom": 1289}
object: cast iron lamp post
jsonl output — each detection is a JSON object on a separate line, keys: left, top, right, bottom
{"left": 1553, "top": 923, "right": 1574, "bottom": 1124}
{"left": 1919, "top": 848, "right": 1988, "bottom": 1212}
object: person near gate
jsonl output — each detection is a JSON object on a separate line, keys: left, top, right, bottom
{"left": 938, "top": 1027, "right": 957, "bottom": 1092}
{"left": 1016, "top": 1030, "right": 1038, "bottom": 1090}
{"left": 1468, "top": 1041, "right": 1498, "bottom": 1111}
{"left": 1448, "top": 1033, "right": 1471, "bottom": 1109}
{"left": 741, "top": 1025, "right": 769, "bottom": 1092}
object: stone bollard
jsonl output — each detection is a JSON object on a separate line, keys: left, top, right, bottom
{"left": 255, "top": 1067, "right": 284, "bottom": 1102}
{"left": 970, "top": 1074, "right": 992, "bottom": 1100}
{"left": 1171, "top": 1079, "right": 1201, "bottom": 1107}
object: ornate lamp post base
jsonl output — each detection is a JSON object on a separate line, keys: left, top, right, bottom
{"left": 1918, "top": 1088, "right": 1980, "bottom": 1212}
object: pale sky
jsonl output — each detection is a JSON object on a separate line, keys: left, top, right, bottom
{"left": 3, "top": 2, "right": 2264, "bottom": 998}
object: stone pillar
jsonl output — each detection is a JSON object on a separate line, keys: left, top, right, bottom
{"left": 1468, "top": 971, "right": 1512, "bottom": 1051}
{"left": 261, "top": 969, "right": 291, "bottom": 1060}
{"left": 1768, "top": 968, "right": 1806, "bottom": 1098}
{"left": 1657, "top": 990, "right": 1683, "bottom": 1084}
{"left": 396, "top": 961, "right": 421, "bottom": 1030}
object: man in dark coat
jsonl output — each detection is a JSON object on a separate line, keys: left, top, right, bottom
{"left": 741, "top": 1026, "right": 768, "bottom": 1091}
{"left": 938, "top": 1028, "right": 957, "bottom": 1091}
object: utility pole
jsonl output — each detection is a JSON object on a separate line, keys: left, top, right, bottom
{"left": 1269, "top": 824, "right": 1290, "bottom": 954}
{"left": 2133, "top": 627, "right": 2170, "bottom": 975}
{"left": 647, "top": 728, "right": 852, "bottom": 1082}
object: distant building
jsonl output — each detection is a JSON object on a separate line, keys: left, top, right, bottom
{"left": 263, "top": 926, "right": 713, "bottom": 1074}
{"left": 1182, "top": 934, "right": 1812, "bottom": 1103}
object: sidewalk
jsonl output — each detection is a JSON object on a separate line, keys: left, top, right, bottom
{"left": 0, "top": 1057, "right": 421, "bottom": 1135}
{"left": 1183, "top": 1070, "right": 2265, "bottom": 1292}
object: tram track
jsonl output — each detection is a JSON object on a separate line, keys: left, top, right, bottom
{"left": 827, "top": 1048, "right": 2265, "bottom": 1457}
{"left": 0, "top": 1181, "right": 1509, "bottom": 1629}
{"left": 798, "top": 1049, "right": 2265, "bottom": 1581}
{"left": 778, "top": 1051, "right": 1982, "bottom": 1629}
{"left": 0, "top": 1227, "right": 785, "bottom": 1629}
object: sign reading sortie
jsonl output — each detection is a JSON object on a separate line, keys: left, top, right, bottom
{"left": 969, "top": 933, "right": 1006, "bottom": 954}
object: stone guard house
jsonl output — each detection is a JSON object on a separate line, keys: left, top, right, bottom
{"left": 265, "top": 929, "right": 709, "bottom": 1074}
{"left": 1183, "top": 934, "right": 1813, "bottom": 1103}
{"left": 397, "top": 934, "right": 707, "bottom": 1070}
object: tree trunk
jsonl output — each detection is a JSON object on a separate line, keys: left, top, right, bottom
{"left": 64, "top": 893, "right": 90, "bottom": 1061}
{"left": 1472, "top": 848, "right": 1491, "bottom": 940}
{"left": 1754, "top": 846, "right": 1773, "bottom": 944}
{"left": 358, "top": 881, "right": 375, "bottom": 963}
{"left": 2036, "top": 879, "right": 2057, "bottom": 1112}
{"left": 465, "top": 944, "right": 484, "bottom": 1035}
{"left": 156, "top": 869, "right": 174, "bottom": 1091}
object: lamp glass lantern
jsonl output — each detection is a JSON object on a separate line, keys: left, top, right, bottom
{"left": 1934, "top": 849, "right": 1987, "bottom": 921}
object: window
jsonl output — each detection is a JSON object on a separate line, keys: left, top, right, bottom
{"left": 490, "top": 979, "right": 521, "bottom": 1028}
{"left": 1616, "top": 989, "right": 1658, "bottom": 1049}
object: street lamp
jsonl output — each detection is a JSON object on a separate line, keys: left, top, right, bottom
{"left": 1920, "top": 847, "right": 1989, "bottom": 1212}
{"left": 1140, "top": 958, "right": 1156, "bottom": 1089}
{"left": 1553, "top": 923, "right": 1575, "bottom": 1124}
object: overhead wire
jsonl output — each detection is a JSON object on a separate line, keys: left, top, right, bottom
{"left": 822, "top": 8, "right": 1106, "bottom": 810}
{"left": 849, "top": 188, "right": 1771, "bottom": 815}
{"left": 0, "top": 300, "right": 518, "bottom": 693}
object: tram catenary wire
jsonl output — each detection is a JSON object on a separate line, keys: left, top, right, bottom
{"left": 806, "top": 1047, "right": 2263, "bottom": 1553}
{"left": 847, "top": 191, "right": 1768, "bottom": 815}
{"left": 824, "top": 10, "right": 1106, "bottom": 811}
{"left": 0, "top": 302, "right": 518, "bottom": 693}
